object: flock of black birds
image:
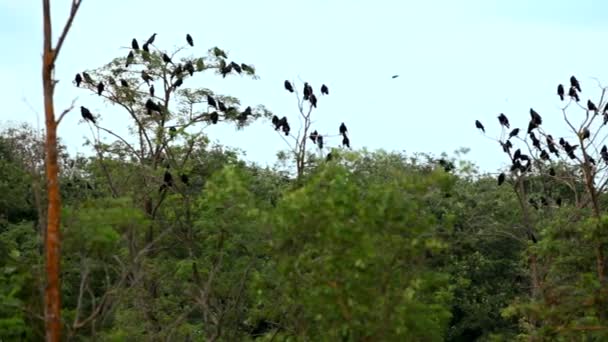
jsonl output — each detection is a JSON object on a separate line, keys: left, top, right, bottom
{"left": 474, "top": 75, "right": 608, "bottom": 210}
{"left": 72, "top": 32, "right": 261, "bottom": 193}
{"left": 75, "top": 32, "right": 255, "bottom": 128}
{"left": 72, "top": 32, "right": 353, "bottom": 192}
{"left": 272, "top": 80, "right": 351, "bottom": 161}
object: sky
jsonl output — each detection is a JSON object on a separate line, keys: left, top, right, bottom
{"left": 2, "top": 0, "right": 608, "bottom": 173}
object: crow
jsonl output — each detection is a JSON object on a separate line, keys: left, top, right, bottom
{"left": 530, "top": 108, "right": 542, "bottom": 125}
{"left": 309, "top": 94, "right": 317, "bottom": 108}
{"left": 309, "top": 130, "right": 319, "bottom": 143}
{"left": 588, "top": 99, "right": 598, "bottom": 112}
{"left": 80, "top": 106, "right": 96, "bottom": 124}
{"left": 186, "top": 34, "right": 194, "bottom": 47}
{"left": 120, "top": 79, "right": 129, "bottom": 88}
{"left": 475, "top": 120, "right": 485, "bottom": 133}
{"left": 75, "top": 73, "right": 82, "bottom": 87}
{"left": 207, "top": 95, "right": 217, "bottom": 109}
{"left": 342, "top": 135, "right": 350, "bottom": 148}
{"left": 508, "top": 128, "right": 520, "bottom": 138}
{"left": 557, "top": 84, "right": 564, "bottom": 101}
{"left": 498, "top": 173, "right": 505, "bottom": 186}
{"left": 339, "top": 122, "right": 348, "bottom": 135}
{"left": 581, "top": 127, "right": 590, "bottom": 140}
{"left": 230, "top": 61, "right": 242, "bottom": 74}
{"left": 126, "top": 51, "right": 134, "bottom": 67}
{"left": 149, "top": 85, "right": 155, "bottom": 97}
{"left": 321, "top": 84, "right": 329, "bottom": 95}
{"left": 162, "top": 53, "right": 172, "bottom": 64}
{"left": 284, "top": 80, "right": 294, "bottom": 93}
{"left": 146, "top": 33, "right": 157, "bottom": 45}
{"left": 180, "top": 174, "right": 189, "bottom": 185}
{"left": 218, "top": 101, "right": 227, "bottom": 112}
{"left": 303, "top": 82, "right": 312, "bottom": 100}
{"left": 498, "top": 113, "right": 510, "bottom": 128}
{"left": 391, "top": 75, "right": 399, "bottom": 79}
{"left": 570, "top": 75, "right": 581, "bottom": 92}
{"left": 317, "top": 135, "right": 324, "bottom": 149}
{"left": 141, "top": 70, "right": 153, "bottom": 85}
{"left": 568, "top": 86, "right": 580, "bottom": 101}
{"left": 209, "top": 111, "right": 219, "bottom": 124}
{"left": 131, "top": 38, "right": 139, "bottom": 50}
{"left": 96, "top": 81, "right": 104, "bottom": 95}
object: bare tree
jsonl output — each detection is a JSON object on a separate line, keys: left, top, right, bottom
{"left": 41, "top": 0, "right": 83, "bottom": 340}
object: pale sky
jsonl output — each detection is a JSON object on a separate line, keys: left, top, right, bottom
{"left": 2, "top": 0, "right": 608, "bottom": 172}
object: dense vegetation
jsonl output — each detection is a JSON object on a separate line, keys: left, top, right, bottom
{"left": 4, "top": 20, "right": 608, "bottom": 340}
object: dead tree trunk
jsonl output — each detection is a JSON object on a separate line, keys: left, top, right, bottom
{"left": 41, "top": 0, "right": 82, "bottom": 340}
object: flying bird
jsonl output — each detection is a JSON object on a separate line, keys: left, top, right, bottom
{"left": 391, "top": 75, "right": 399, "bottom": 79}
{"left": 80, "top": 106, "right": 96, "bottom": 124}
{"left": 475, "top": 120, "right": 485, "bottom": 133}
{"left": 186, "top": 34, "right": 194, "bottom": 47}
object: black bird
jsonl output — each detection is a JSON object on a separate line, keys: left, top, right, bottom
{"left": 317, "top": 135, "right": 324, "bottom": 149}
{"left": 570, "top": 75, "right": 581, "bottom": 92}
{"left": 321, "top": 84, "right": 329, "bottom": 95}
{"left": 309, "top": 130, "right": 318, "bottom": 143}
{"left": 230, "top": 61, "right": 242, "bottom": 74}
{"left": 185, "top": 61, "right": 195, "bottom": 76}
{"left": 126, "top": 51, "right": 134, "bottom": 67}
{"left": 80, "top": 106, "right": 96, "bottom": 124}
{"left": 508, "top": 128, "right": 520, "bottom": 138}
{"left": 145, "top": 99, "right": 162, "bottom": 114}
{"left": 209, "top": 111, "right": 219, "bottom": 124}
{"left": 475, "top": 120, "right": 485, "bottom": 133}
{"left": 556, "top": 198, "right": 562, "bottom": 207}
{"left": 172, "top": 78, "right": 183, "bottom": 88}
{"left": 540, "top": 149, "right": 550, "bottom": 161}
{"left": 604, "top": 103, "right": 608, "bottom": 114}
{"left": 149, "top": 85, "right": 155, "bottom": 97}
{"left": 309, "top": 94, "right": 317, "bottom": 108}
{"left": 96, "top": 81, "right": 104, "bottom": 96}
{"left": 303, "top": 82, "right": 312, "bottom": 100}
{"left": 587, "top": 99, "right": 598, "bottom": 112}
{"left": 497, "top": 113, "right": 510, "bottom": 129}
{"left": 568, "top": 86, "right": 580, "bottom": 102}
{"left": 391, "top": 75, "right": 399, "bottom": 79}
{"left": 142, "top": 43, "right": 150, "bottom": 53}
{"left": 186, "top": 34, "right": 194, "bottom": 47}
{"left": 326, "top": 152, "right": 333, "bottom": 161}
{"left": 497, "top": 173, "right": 505, "bottom": 186}
{"left": 549, "top": 167, "right": 556, "bottom": 176}
{"left": 207, "top": 95, "right": 217, "bottom": 109}
{"left": 277, "top": 116, "right": 288, "bottom": 132}
{"left": 131, "top": 38, "right": 139, "bottom": 50}
{"left": 82, "top": 72, "right": 93, "bottom": 84}
{"left": 514, "top": 148, "right": 521, "bottom": 160}
{"left": 162, "top": 53, "right": 172, "bottom": 64}
{"left": 530, "top": 108, "right": 542, "bottom": 125}
{"left": 180, "top": 174, "right": 189, "bottom": 185}
{"left": 75, "top": 73, "right": 82, "bottom": 87}
{"left": 146, "top": 33, "right": 157, "bottom": 45}
{"left": 529, "top": 132, "right": 541, "bottom": 150}
{"left": 557, "top": 84, "right": 564, "bottom": 101}
{"left": 284, "top": 80, "right": 294, "bottom": 93}
{"left": 342, "top": 135, "right": 350, "bottom": 148}
{"left": 272, "top": 115, "right": 280, "bottom": 130}
{"left": 527, "top": 120, "right": 538, "bottom": 133}
{"left": 173, "top": 64, "right": 183, "bottom": 78}
{"left": 339, "top": 122, "right": 348, "bottom": 135}
{"left": 282, "top": 121, "right": 291, "bottom": 136}
{"left": 141, "top": 70, "right": 153, "bottom": 85}
{"left": 218, "top": 101, "right": 227, "bottom": 112}
{"left": 120, "top": 79, "right": 129, "bottom": 88}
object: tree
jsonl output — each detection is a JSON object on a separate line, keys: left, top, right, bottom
{"left": 41, "top": 0, "right": 82, "bottom": 340}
